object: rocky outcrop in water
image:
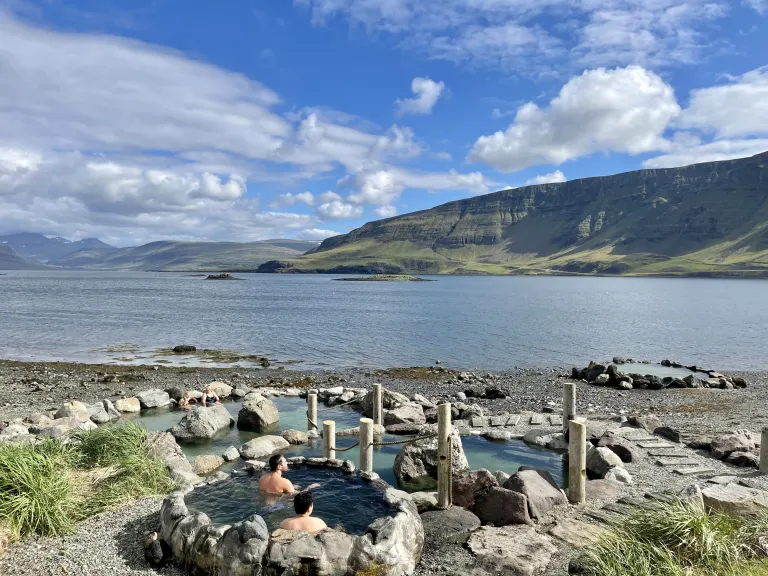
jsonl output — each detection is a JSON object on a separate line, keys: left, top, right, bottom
{"left": 237, "top": 392, "right": 279, "bottom": 431}
{"left": 393, "top": 425, "right": 469, "bottom": 486}
{"left": 171, "top": 405, "right": 233, "bottom": 440}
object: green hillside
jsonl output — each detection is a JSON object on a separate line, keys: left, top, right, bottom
{"left": 50, "top": 240, "right": 314, "bottom": 271}
{"left": 257, "top": 151, "right": 768, "bottom": 277}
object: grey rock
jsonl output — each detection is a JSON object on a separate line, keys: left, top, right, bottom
{"left": 412, "top": 393, "right": 436, "bottom": 409}
{"left": 655, "top": 426, "right": 681, "bottom": 443}
{"left": 594, "top": 374, "right": 610, "bottom": 385}
{"left": 54, "top": 401, "right": 90, "bottom": 422}
{"left": 393, "top": 425, "right": 469, "bottom": 485}
{"left": 171, "top": 404, "right": 233, "bottom": 440}
{"left": 597, "top": 431, "right": 641, "bottom": 463}
{"left": 88, "top": 403, "right": 111, "bottom": 425}
{"left": 384, "top": 403, "right": 426, "bottom": 426}
{"left": 678, "top": 484, "right": 704, "bottom": 509}
{"left": 467, "top": 525, "right": 556, "bottom": 576}
{"left": 281, "top": 429, "right": 308, "bottom": 445}
{"left": 230, "top": 388, "right": 248, "bottom": 399}
{"left": 452, "top": 469, "right": 499, "bottom": 510}
{"left": 192, "top": 455, "right": 225, "bottom": 475}
{"left": 208, "top": 381, "right": 232, "bottom": 398}
{"left": 726, "top": 451, "right": 759, "bottom": 468}
{"left": 474, "top": 487, "right": 532, "bottom": 526}
{"left": 386, "top": 422, "right": 425, "bottom": 435}
{"left": 114, "top": 397, "right": 141, "bottom": 413}
{"left": 102, "top": 399, "right": 121, "bottom": 421}
{"left": 585, "top": 479, "right": 620, "bottom": 501}
{"left": 136, "top": 389, "right": 171, "bottom": 409}
{"left": 411, "top": 491, "right": 438, "bottom": 513}
{"left": 361, "top": 388, "right": 409, "bottom": 417}
{"left": 222, "top": 446, "right": 240, "bottom": 462}
{"left": 493, "top": 470, "right": 511, "bottom": 485}
{"left": 482, "top": 430, "right": 512, "bottom": 441}
{"left": 702, "top": 482, "right": 768, "bottom": 516}
{"left": 627, "top": 414, "right": 664, "bottom": 433}
{"left": 420, "top": 507, "right": 480, "bottom": 544}
{"left": 549, "top": 518, "right": 607, "bottom": 549}
{"left": 586, "top": 446, "right": 624, "bottom": 478}
{"left": 244, "top": 460, "right": 266, "bottom": 473}
{"left": 711, "top": 430, "right": 755, "bottom": 460}
{"left": 503, "top": 469, "right": 567, "bottom": 519}
{"left": 165, "top": 386, "right": 185, "bottom": 401}
{"left": 604, "top": 468, "right": 633, "bottom": 485}
{"left": 237, "top": 392, "right": 279, "bottom": 431}
{"left": 240, "top": 435, "right": 289, "bottom": 460}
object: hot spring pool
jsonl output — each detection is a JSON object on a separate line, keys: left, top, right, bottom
{"left": 130, "top": 396, "right": 566, "bottom": 488}
{"left": 184, "top": 466, "right": 394, "bottom": 534}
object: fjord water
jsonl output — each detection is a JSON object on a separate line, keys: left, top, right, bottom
{"left": 1, "top": 271, "right": 766, "bottom": 370}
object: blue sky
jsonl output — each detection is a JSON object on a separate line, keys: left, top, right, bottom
{"left": 0, "top": 0, "right": 766, "bottom": 246}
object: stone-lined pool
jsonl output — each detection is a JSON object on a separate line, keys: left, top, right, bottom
{"left": 185, "top": 466, "right": 395, "bottom": 534}
{"left": 129, "top": 397, "right": 566, "bottom": 488}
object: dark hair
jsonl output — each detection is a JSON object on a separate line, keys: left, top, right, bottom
{"left": 294, "top": 491, "right": 313, "bottom": 515}
{"left": 269, "top": 454, "right": 284, "bottom": 472}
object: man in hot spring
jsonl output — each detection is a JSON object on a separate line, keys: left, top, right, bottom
{"left": 259, "top": 454, "right": 321, "bottom": 495}
{"left": 279, "top": 491, "right": 328, "bottom": 535}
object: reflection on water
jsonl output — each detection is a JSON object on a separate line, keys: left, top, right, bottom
{"left": 185, "top": 467, "right": 394, "bottom": 534}
{"left": 132, "top": 396, "right": 566, "bottom": 489}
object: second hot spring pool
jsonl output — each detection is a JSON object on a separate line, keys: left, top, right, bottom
{"left": 185, "top": 466, "right": 395, "bottom": 535}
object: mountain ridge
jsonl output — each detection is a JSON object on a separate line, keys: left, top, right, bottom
{"left": 256, "top": 151, "right": 768, "bottom": 277}
{"left": 0, "top": 233, "right": 116, "bottom": 263}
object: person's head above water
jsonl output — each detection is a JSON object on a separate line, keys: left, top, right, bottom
{"left": 294, "top": 491, "right": 313, "bottom": 516}
{"left": 269, "top": 454, "right": 286, "bottom": 472}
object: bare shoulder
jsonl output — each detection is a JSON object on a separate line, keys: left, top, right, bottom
{"left": 281, "top": 477, "right": 295, "bottom": 493}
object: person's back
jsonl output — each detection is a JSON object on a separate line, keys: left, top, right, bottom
{"left": 279, "top": 491, "right": 327, "bottom": 535}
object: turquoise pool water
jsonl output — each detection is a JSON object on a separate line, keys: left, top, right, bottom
{"left": 131, "top": 397, "right": 566, "bottom": 488}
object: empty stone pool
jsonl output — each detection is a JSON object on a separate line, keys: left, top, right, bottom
{"left": 184, "top": 466, "right": 395, "bottom": 534}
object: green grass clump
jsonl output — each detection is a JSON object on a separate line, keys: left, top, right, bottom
{"left": 578, "top": 499, "right": 768, "bottom": 576}
{"left": 0, "top": 423, "right": 174, "bottom": 543}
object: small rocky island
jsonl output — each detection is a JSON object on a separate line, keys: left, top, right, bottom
{"left": 204, "top": 273, "right": 241, "bottom": 280}
{"left": 334, "top": 274, "right": 434, "bottom": 282}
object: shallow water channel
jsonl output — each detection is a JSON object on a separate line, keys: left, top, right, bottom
{"left": 130, "top": 397, "right": 566, "bottom": 488}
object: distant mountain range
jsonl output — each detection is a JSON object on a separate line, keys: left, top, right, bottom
{"left": 0, "top": 233, "right": 320, "bottom": 271}
{"left": 257, "top": 151, "right": 768, "bottom": 277}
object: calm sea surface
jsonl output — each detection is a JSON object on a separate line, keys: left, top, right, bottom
{"left": 0, "top": 271, "right": 766, "bottom": 371}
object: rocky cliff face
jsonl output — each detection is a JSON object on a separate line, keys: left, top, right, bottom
{"left": 260, "top": 151, "right": 768, "bottom": 276}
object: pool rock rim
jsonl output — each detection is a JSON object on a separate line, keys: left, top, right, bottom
{"left": 158, "top": 459, "right": 425, "bottom": 576}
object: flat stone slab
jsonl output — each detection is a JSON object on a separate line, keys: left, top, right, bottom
{"left": 467, "top": 525, "right": 557, "bottom": 576}
{"left": 673, "top": 466, "right": 716, "bottom": 476}
{"left": 471, "top": 416, "right": 487, "bottom": 428}
{"left": 489, "top": 416, "right": 506, "bottom": 427}
{"left": 706, "top": 475, "right": 738, "bottom": 485}
{"left": 584, "top": 510, "right": 621, "bottom": 525}
{"left": 529, "top": 415, "right": 543, "bottom": 425}
{"left": 548, "top": 415, "right": 563, "bottom": 427}
{"left": 548, "top": 519, "right": 607, "bottom": 548}
{"left": 702, "top": 483, "right": 768, "bottom": 516}
{"left": 648, "top": 451, "right": 690, "bottom": 457}
{"left": 637, "top": 441, "right": 674, "bottom": 449}
{"left": 421, "top": 507, "right": 481, "bottom": 544}
{"left": 656, "top": 457, "right": 694, "bottom": 466}
{"left": 505, "top": 414, "right": 521, "bottom": 427}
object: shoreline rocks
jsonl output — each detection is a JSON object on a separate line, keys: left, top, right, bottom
{"left": 237, "top": 392, "right": 279, "bottom": 431}
{"left": 171, "top": 405, "right": 233, "bottom": 440}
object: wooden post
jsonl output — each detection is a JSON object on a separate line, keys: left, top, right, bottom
{"left": 437, "top": 403, "right": 452, "bottom": 509}
{"left": 761, "top": 428, "right": 768, "bottom": 474}
{"left": 360, "top": 418, "right": 373, "bottom": 473}
{"left": 563, "top": 382, "right": 576, "bottom": 437}
{"left": 373, "top": 383, "right": 383, "bottom": 427}
{"left": 568, "top": 420, "right": 586, "bottom": 505}
{"left": 323, "top": 420, "right": 336, "bottom": 460}
{"left": 307, "top": 391, "right": 318, "bottom": 433}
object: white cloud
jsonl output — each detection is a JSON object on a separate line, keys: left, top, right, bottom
{"left": 395, "top": 77, "right": 445, "bottom": 116}
{"left": 643, "top": 139, "right": 768, "bottom": 168}
{"left": 346, "top": 167, "right": 498, "bottom": 208}
{"left": 269, "top": 191, "right": 316, "bottom": 208}
{"left": 315, "top": 200, "right": 364, "bottom": 220}
{"left": 677, "top": 68, "right": 768, "bottom": 138}
{"left": 297, "top": 0, "right": 735, "bottom": 72}
{"left": 469, "top": 66, "right": 681, "bottom": 172}
{"left": 295, "top": 228, "right": 340, "bottom": 240}
{"left": 524, "top": 170, "right": 567, "bottom": 185}
{"left": 317, "top": 191, "right": 342, "bottom": 203}
{"left": 374, "top": 205, "right": 398, "bottom": 218}
{"left": 745, "top": 0, "right": 767, "bottom": 14}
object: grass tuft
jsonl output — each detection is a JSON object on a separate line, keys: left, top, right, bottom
{"left": 578, "top": 499, "right": 768, "bottom": 576}
{"left": 0, "top": 423, "right": 174, "bottom": 543}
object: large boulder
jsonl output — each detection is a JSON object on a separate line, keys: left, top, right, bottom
{"left": 54, "top": 401, "right": 90, "bottom": 422}
{"left": 240, "top": 436, "right": 289, "bottom": 460}
{"left": 474, "top": 487, "right": 532, "bottom": 526}
{"left": 237, "top": 392, "right": 279, "bottom": 431}
{"left": 165, "top": 386, "right": 185, "bottom": 401}
{"left": 711, "top": 430, "right": 755, "bottom": 460}
{"left": 597, "top": 431, "right": 642, "bottom": 463}
{"left": 171, "top": 405, "right": 233, "bottom": 440}
{"left": 702, "top": 483, "right": 768, "bottom": 516}
{"left": 452, "top": 469, "right": 499, "bottom": 510}
{"left": 467, "top": 525, "right": 557, "bottom": 576}
{"left": 503, "top": 470, "right": 567, "bottom": 520}
{"left": 147, "top": 431, "right": 203, "bottom": 486}
{"left": 361, "top": 388, "right": 409, "bottom": 417}
{"left": 393, "top": 425, "right": 469, "bottom": 486}
{"left": 586, "top": 446, "right": 624, "bottom": 478}
{"left": 384, "top": 403, "right": 426, "bottom": 426}
{"left": 102, "top": 399, "right": 121, "bottom": 421}
{"left": 88, "top": 403, "right": 111, "bottom": 425}
{"left": 208, "top": 382, "right": 232, "bottom": 398}
{"left": 136, "top": 389, "right": 171, "bottom": 409}
{"left": 420, "top": 507, "right": 480, "bottom": 544}
{"left": 281, "top": 429, "right": 308, "bottom": 445}
{"left": 627, "top": 414, "right": 664, "bottom": 433}
{"left": 114, "top": 397, "right": 141, "bottom": 413}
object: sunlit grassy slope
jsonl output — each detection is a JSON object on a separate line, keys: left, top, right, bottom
{"left": 258, "top": 152, "right": 768, "bottom": 277}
